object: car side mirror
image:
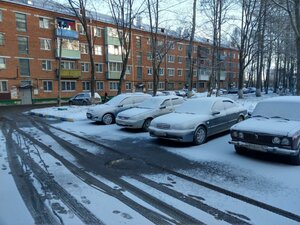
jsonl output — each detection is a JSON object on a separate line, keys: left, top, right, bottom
{"left": 160, "top": 105, "right": 167, "bottom": 109}
{"left": 118, "top": 104, "right": 123, "bottom": 108}
{"left": 212, "top": 111, "right": 220, "bottom": 115}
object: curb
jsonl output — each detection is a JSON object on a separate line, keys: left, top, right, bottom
{"left": 29, "top": 112, "right": 74, "bottom": 122}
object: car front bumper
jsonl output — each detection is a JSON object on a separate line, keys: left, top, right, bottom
{"left": 149, "top": 127, "right": 194, "bottom": 142}
{"left": 86, "top": 112, "right": 102, "bottom": 122}
{"left": 229, "top": 140, "right": 299, "bottom": 156}
{"left": 116, "top": 118, "right": 144, "bottom": 129}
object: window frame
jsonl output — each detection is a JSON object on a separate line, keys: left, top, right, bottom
{"left": 61, "top": 80, "right": 76, "bottom": 92}
{"left": 0, "top": 33, "right": 5, "bottom": 45}
{"left": 18, "top": 36, "right": 29, "bottom": 54}
{"left": 0, "top": 80, "right": 8, "bottom": 93}
{"left": 16, "top": 13, "right": 27, "bottom": 32}
{"left": 19, "top": 58, "right": 30, "bottom": 76}
{"left": 43, "top": 80, "right": 53, "bottom": 92}
{"left": 0, "top": 57, "right": 6, "bottom": 69}
{"left": 40, "top": 38, "right": 51, "bottom": 50}
{"left": 42, "top": 60, "right": 52, "bottom": 71}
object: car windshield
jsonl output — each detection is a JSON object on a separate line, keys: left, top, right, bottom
{"left": 175, "top": 100, "right": 212, "bottom": 114}
{"left": 105, "top": 95, "right": 126, "bottom": 106}
{"left": 252, "top": 101, "right": 300, "bottom": 121}
{"left": 138, "top": 98, "right": 165, "bottom": 109}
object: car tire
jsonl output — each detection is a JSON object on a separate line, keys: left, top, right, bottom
{"left": 193, "top": 126, "right": 207, "bottom": 145}
{"left": 235, "top": 146, "right": 246, "bottom": 154}
{"left": 102, "top": 113, "right": 114, "bottom": 125}
{"left": 142, "top": 118, "right": 152, "bottom": 131}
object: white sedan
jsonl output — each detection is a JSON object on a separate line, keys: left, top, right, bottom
{"left": 149, "top": 97, "right": 247, "bottom": 145}
{"left": 116, "top": 96, "right": 184, "bottom": 131}
{"left": 86, "top": 93, "right": 151, "bottom": 125}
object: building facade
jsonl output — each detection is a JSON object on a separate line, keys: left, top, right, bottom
{"left": 0, "top": 0, "right": 239, "bottom": 105}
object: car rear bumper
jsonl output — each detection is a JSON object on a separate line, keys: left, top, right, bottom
{"left": 229, "top": 140, "right": 299, "bottom": 156}
{"left": 149, "top": 127, "right": 194, "bottom": 142}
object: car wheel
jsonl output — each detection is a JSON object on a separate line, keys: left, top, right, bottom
{"left": 102, "top": 113, "right": 114, "bottom": 125}
{"left": 142, "top": 118, "right": 152, "bottom": 131}
{"left": 193, "top": 126, "right": 207, "bottom": 145}
{"left": 235, "top": 146, "right": 246, "bottom": 154}
{"left": 237, "top": 116, "right": 244, "bottom": 123}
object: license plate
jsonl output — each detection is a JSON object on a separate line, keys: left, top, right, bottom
{"left": 155, "top": 131, "right": 166, "bottom": 137}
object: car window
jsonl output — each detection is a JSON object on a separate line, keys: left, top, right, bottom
{"left": 223, "top": 100, "right": 236, "bottom": 110}
{"left": 212, "top": 100, "right": 224, "bottom": 112}
{"left": 120, "top": 97, "right": 134, "bottom": 106}
{"left": 172, "top": 98, "right": 182, "bottom": 105}
{"left": 134, "top": 96, "right": 149, "bottom": 104}
{"left": 76, "top": 94, "right": 85, "bottom": 98}
{"left": 162, "top": 99, "right": 172, "bottom": 107}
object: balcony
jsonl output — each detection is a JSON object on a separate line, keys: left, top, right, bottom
{"left": 56, "top": 49, "right": 80, "bottom": 59}
{"left": 106, "top": 71, "right": 121, "bottom": 80}
{"left": 198, "top": 74, "right": 209, "bottom": 81}
{"left": 59, "top": 69, "right": 81, "bottom": 79}
{"left": 56, "top": 28, "right": 79, "bottom": 39}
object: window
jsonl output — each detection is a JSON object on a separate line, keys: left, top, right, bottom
{"left": 77, "top": 24, "right": 85, "bottom": 35}
{"left": 81, "top": 63, "right": 89, "bottom": 72}
{"left": 19, "top": 59, "right": 30, "bottom": 76}
{"left": 0, "top": 10, "right": 3, "bottom": 22}
{"left": 82, "top": 81, "right": 90, "bottom": 91}
{"left": 167, "top": 68, "right": 175, "bottom": 76}
{"left": 159, "top": 68, "right": 164, "bottom": 76}
{"left": 96, "top": 81, "right": 104, "bottom": 91}
{"left": 136, "top": 51, "right": 142, "bottom": 65}
{"left": 0, "top": 33, "right": 4, "bottom": 45}
{"left": 178, "top": 56, "right": 183, "bottom": 63}
{"left": 42, "top": 60, "right": 52, "bottom": 71}
{"left": 177, "top": 69, "right": 183, "bottom": 76}
{"left": 109, "top": 62, "right": 122, "bottom": 72}
{"left": 0, "top": 57, "right": 6, "bottom": 69}
{"left": 18, "top": 36, "right": 29, "bottom": 54}
{"left": 136, "top": 36, "right": 141, "bottom": 48}
{"left": 199, "top": 82, "right": 205, "bottom": 88}
{"left": 126, "top": 65, "right": 132, "bottom": 74}
{"left": 167, "top": 55, "right": 175, "bottom": 63}
{"left": 94, "top": 45, "right": 102, "bottom": 55}
{"left": 39, "top": 17, "right": 50, "bottom": 29}
{"left": 147, "top": 82, "right": 153, "bottom": 90}
{"left": 62, "top": 81, "right": 76, "bottom": 91}
{"left": 147, "top": 67, "right": 153, "bottom": 75}
{"left": 158, "top": 82, "right": 165, "bottom": 90}
{"left": 147, "top": 52, "right": 152, "bottom": 61}
{"left": 40, "top": 39, "right": 51, "bottom": 50}
{"left": 16, "top": 13, "right": 27, "bottom": 32}
{"left": 80, "top": 43, "right": 88, "bottom": 54}
{"left": 125, "top": 82, "right": 132, "bottom": 91}
{"left": 43, "top": 80, "right": 52, "bottom": 92}
{"left": 95, "top": 63, "right": 103, "bottom": 73}
{"left": 137, "top": 66, "right": 142, "bottom": 79}
{"left": 178, "top": 43, "right": 183, "bottom": 51}
{"left": 94, "top": 27, "right": 101, "bottom": 37}
{"left": 0, "top": 80, "right": 8, "bottom": 92}
{"left": 109, "top": 82, "right": 119, "bottom": 91}
{"left": 61, "top": 61, "right": 75, "bottom": 70}
{"left": 108, "top": 45, "right": 121, "bottom": 55}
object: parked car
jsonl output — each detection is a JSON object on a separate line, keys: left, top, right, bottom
{"left": 175, "top": 90, "right": 187, "bottom": 97}
{"left": 68, "top": 92, "right": 102, "bottom": 105}
{"left": 86, "top": 93, "right": 151, "bottom": 124}
{"left": 227, "top": 88, "right": 239, "bottom": 94}
{"left": 116, "top": 95, "right": 184, "bottom": 131}
{"left": 229, "top": 96, "right": 300, "bottom": 165}
{"left": 162, "top": 91, "right": 177, "bottom": 96}
{"left": 149, "top": 97, "right": 247, "bottom": 145}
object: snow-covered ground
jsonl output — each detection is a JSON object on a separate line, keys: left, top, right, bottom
{"left": 1, "top": 92, "right": 300, "bottom": 225}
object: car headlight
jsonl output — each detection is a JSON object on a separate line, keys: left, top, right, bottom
{"left": 238, "top": 132, "right": 244, "bottom": 139}
{"left": 272, "top": 137, "right": 281, "bottom": 144}
{"left": 232, "top": 131, "right": 238, "bottom": 138}
{"left": 281, "top": 138, "right": 290, "bottom": 146}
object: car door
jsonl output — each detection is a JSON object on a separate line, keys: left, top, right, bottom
{"left": 207, "top": 100, "right": 227, "bottom": 135}
{"left": 157, "top": 99, "right": 173, "bottom": 117}
{"left": 115, "top": 97, "right": 134, "bottom": 114}
{"left": 74, "top": 94, "right": 85, "bottom": 104}
{"left": 223, "top": 100, "right": 239, "bottom": 128}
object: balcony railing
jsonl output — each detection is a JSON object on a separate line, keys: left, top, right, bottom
{"left": 59, "top": 69, "right": 81, "bottom": 79}
{"left": 56, "top": 28, "right": 79, "bottom": 39}
{"left": 56, "top": 49, "right": 80, "bottom": 59}
{"left": 106, "top": 71, "right": 121, "bottom": 80}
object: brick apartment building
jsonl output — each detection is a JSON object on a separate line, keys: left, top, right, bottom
{"left": 0, "top": 0, "right": 239, "bottom": 105}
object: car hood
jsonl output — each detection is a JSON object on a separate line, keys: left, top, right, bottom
{"left": 152, "top": 112, "right": 210, "bottom": 129}
{"left": 231, "top": 117, "right": 300, "bottom": 136}
{"left": 118, "top": 108, "right": 155, "bottom": 118}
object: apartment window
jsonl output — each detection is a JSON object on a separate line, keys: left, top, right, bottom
{"left": 109, "top": 62, "right": 122, "bottom": 72}
{"left": 168, "top": 41, "right": 175, "bottom": 49}
{"left": 147, "top": 82, "right": 153, "bottom": 90}
{"left": 39, "top": 17, "right": 50, "bottom": 29}
{"left": 126, "top": 65, "right": 132, "bottom": 74}
{"left": 137, "top": 66, "right": 142, "bottom": 79}
{"left": 40, "top": 39, "right": 51, "bottom": 50}
{"left": 82, "top": 81, "right": 90, "bottom": 91}
{"left": 43, "top": 80, "right": 53, "bottom": 92}
{"left": 167, "top": 55, "right": 175, "bottom": 63}
{"left": 0, "top": 33, "right": 4, "bottom": 45}
{"left": 147, "top": 67, "right": 153, "bottom": 75}
{"left": 42, "top": 60, "right": 52, "bottom": 71}
{"left": 178, "top": 43, "right": 183, "bottom": 51}
{"left": 147, "top": 52, "right": 152, "bottom": 61}
{"left": 62, "top": 81, "right": 76, "bottom": 91}
{"left": 125, "top": 82, "right": 132, "bottom": 91}
{"left": 0, "top": 80, "right": 8, "bottom": 92}
{"left": 136, "top": 51, "right": 142, "bottom": 65}
{"left": 94, "top": 27, "right": 102, "bottom": 37}
{"left": 94, "top": 45, "right": 102, "bottom": 55}
{"left": 0, "top": 10, "right": 3, "bottom": 22}
{"left": 167, "top": 68, "right": 175, "bottom": 76}
{"left": 19, "top": 59, "right": 30, "bottom": 76}
{"left": 178, "top": 56, "right": 183, "bottom": 63}
{"left": 158, "top": 82, "right": 165, "bottom": 90}
{"left": 0, "top": 57, "right": 6, "bottom": 69}
{"left": 199, "top": 82, "right": 205, "bottom": 88}
{"left": 193, "top": 45, "right": 197, "bottom": 53}
{"left": 81, "top": 63, "right": 89, "bottom": 72}
{"left": 177, "top": 69, "right": 183, "bottom": 76}
{"left": 80, "top": 43, "right": 88, "bottom": 54}
{"left": 95, "top": 63, "right": 103, "bottom": 73}
{"left": 61, "top": 61, "right": 75, "bottom": 70}
{"left": 108, "top": 45, "right": 121, "bottom": 55}
{"left": 136, "top": 36, "right": 141, "bottom": 48}
{"left": 16, "top": 13, "right": 27, "bottom": 32}
{"left": 109, "top": 82, "right": 119, "bottom": 91}
{"left": 159, "top": 68, "right": 164, "bottom": 76}
{"left": 77, "top": 23, "right": 85, "bottom": 35}
{"left": 96, "top": 81, "right": 104, "bottom": 91}
{"left": 18, "top": 36, "right": 29, "bottom": 54}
